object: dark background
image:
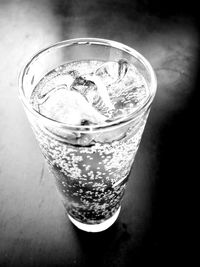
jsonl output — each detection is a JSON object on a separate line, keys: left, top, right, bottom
{"left": 0, "top": 0, "right": 199, "bottom": 266}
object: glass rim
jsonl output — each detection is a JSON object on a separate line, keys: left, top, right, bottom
{"left": 18, "top": 37, "right": 157, "bottom": 132}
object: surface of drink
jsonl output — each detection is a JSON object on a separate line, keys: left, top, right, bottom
{"left": 30, "top": 59, "right": 150, "bottom": 228}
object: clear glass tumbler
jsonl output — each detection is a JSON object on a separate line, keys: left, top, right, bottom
{"left": 19, "top": 38, "right": 157, "bottom": 232}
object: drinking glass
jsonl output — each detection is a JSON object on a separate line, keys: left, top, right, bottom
{"left": 19, "top": 38, "right": 157, "bottom": 232}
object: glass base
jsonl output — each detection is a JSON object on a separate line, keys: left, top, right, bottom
{"left": 68, "top": 206, "right": 121, "bottom": 233}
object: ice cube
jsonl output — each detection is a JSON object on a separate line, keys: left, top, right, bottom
{"left": 95, "top": 59, "right": 128, "bottom": 86}
{"left": 93, "top": 125, "right": 128, "bottom": 143}
{"left": 37, "top": 84, "right": 68, "bottom": 105}
{"left": 71, "top": 74, "right": 114, "bottom": 117}
{"left": 70, "top": 76, "right": 97, "bottom": 97}
{"left": 37, "top": 73, "right": 75, "bottom": 104}
{"left": 83, "top": 75, "right": 114, "bottom": 110}
{"left": 38, "top": 87, "right": 107, "bottom": 125}
{"left": 52, "top": 73, "right": 74, "bottom": 88}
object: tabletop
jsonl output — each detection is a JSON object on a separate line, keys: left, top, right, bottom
{"left": 0, "top": 0, "right": 198, "bottom": 266}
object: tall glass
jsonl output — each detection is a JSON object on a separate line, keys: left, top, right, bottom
{"left": 19, "top": 38, "right": 157, "bottom": 232}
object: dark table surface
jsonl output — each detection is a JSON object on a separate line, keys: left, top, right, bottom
{"left": 0, "top": 0, "right": 198, "bottom": 266}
